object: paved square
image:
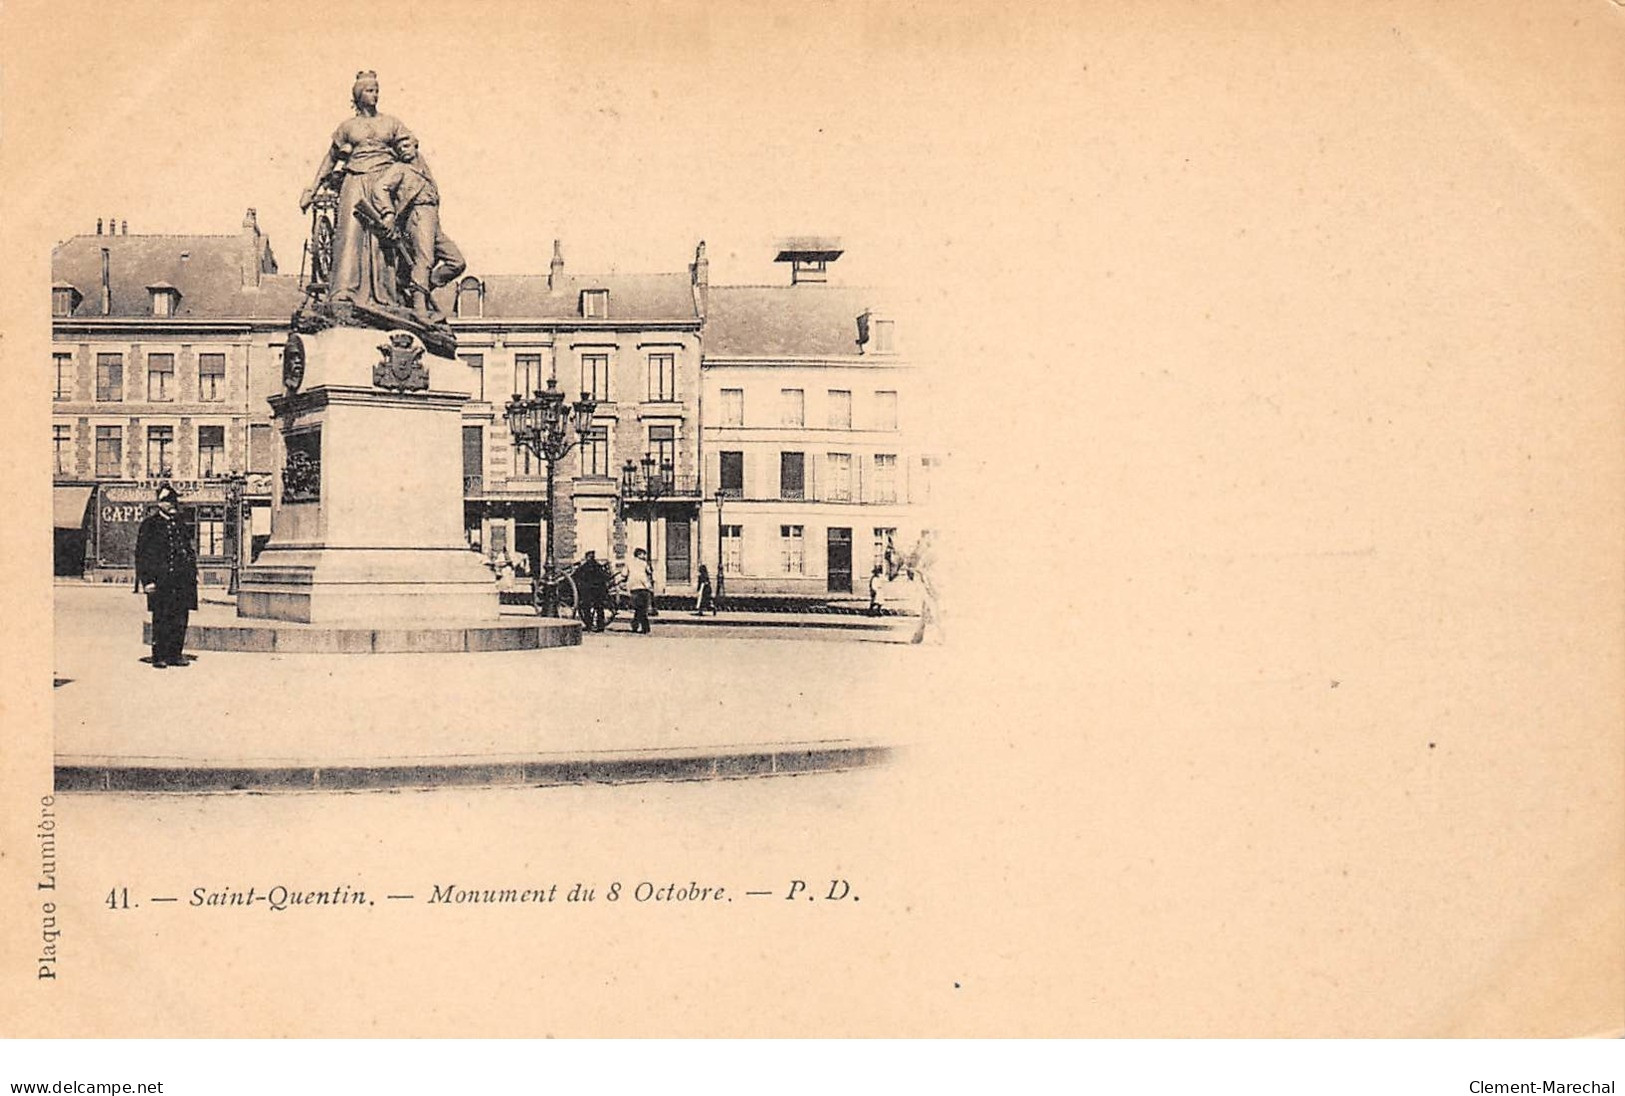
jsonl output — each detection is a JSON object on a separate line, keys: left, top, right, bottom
{"left": 53, "top": 586, "right": 938, "bottom": 783}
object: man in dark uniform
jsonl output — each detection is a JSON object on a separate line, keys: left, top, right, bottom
{"left": 577, "top": 550, "right": 608, "bottom": 633}
{"left": 134, "top": 484, "right": 198, "bottom": 669}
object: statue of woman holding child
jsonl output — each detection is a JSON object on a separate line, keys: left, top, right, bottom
{"left": 295, "top": 71, "right": 459, "bottom": 356}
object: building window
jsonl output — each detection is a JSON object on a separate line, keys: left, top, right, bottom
{"left": 827, "top": 390, "right": 852, "bottom": 429}
{"left": 872, "top": 453, "right": 898, "bottom": 503}
{"left": 718, "top": 451, "right": 743, "bottom": 497}
{"left": 95, "top": 426, "right": 122, "bottom": 478}
{"left": 198, "top": 353, "right": 227, "bottom": 401}
{"left": 512, "top": 437, "right": 538, "bottom": 477}
{"left": 647, "top": 352, "right": 676, "bottom": 401}
{"left": 780, "top": 452, "right": 805, "bottom": 500}
{"left": 581, "top": 289, "right": 609, "bottom": 318}
{"left": 649, "top": 425, "right": 676, "bottom": 481}
{"left": 146, "top": 426, "right": 175, "bottom": 478}
{"left": 197, "top": 515, "right": 226, "bottom": 558}
{"left": 874, "top": 390, "right": 898, "bottom": 431}
{"left": 198, "top": 425, "right": 226, "bottom": 478}
{"left": 873, "top": 527, "right": 898, "bottom": 574}
{"left": 720, "top": 388, "right": 744, "bottom": 426}
{"left": 513, "top": 353, "right": 542, "bottom": 397}
{"left": 873, "top": 319, "right": 895, "bottom": 353}
{"left": 455, "top": 277, "right": 483, "bottom": 319}
{"left": 458, "top": 352, "right": 485, "bottom": 401}
{"left": 248, "top": 424, "right": 273, "bottom": 473}
{"left": 95, "top": 354, "right": 123, "bottom": 402}
{"left": 53, "top": 424, "right": 72, "bottom": 476}
{"left": 462, "top": 424, "right": 484, "bottom": 491}
{"left": 721, "top": 524, "right": 743, "bottom": 575}
{"left": 780, "top": 524, "right": 805, "bottom": 575}
{"left": 581, "top": 426, "right": 609, "bottom": 477}
{"left": 52, "top": 286, "right": 78, "bottom": 317}
{"left": 149, "top": 288, "right": 179, "bottom": 317}
{"left": 147, "top": 353, "right": 175, "bottom": 402}
{"left": 581, "top": 353, "right": 610, "bottom": 401}
{"left": 53, "top": 354, "right": 72, "bottom": 401}
{"left": 780, "top": 388, "right": 804, "bottom": 427}
{"left": 825, "top": 453, "right": 852, "bottom": 502}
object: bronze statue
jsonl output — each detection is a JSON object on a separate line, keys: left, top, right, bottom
{"left": 366, "top": 135, "right": 466, "bottom": 324}
{"left": 294, "top": 71, "right": 458, "bottom": 358}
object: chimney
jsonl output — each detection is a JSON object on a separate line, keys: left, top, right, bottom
{"left": 241, "top": 207, "right": 263, "bottom": 288}
{"left": 100, "top": 248, "right": 111, "bottom": 315}
{"left": 120, "top": 220, "right": 128, "bottom": 235}
{"left": 689, "top": 240, "right": 709, "bottom": 318}
{"left": 548, "top": 239, "right": 565, "bottom": 294}
{"left": 95, "top": 218, "right": 103, "bottom": 235}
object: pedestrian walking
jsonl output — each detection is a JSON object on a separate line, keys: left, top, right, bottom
{"left": 134, "top": 484, "right": 198, "bottom": 669}
{"left": 625, "top": 547, "right": 654, "bottom": 633}
{"left": 867, "top": 564, "right": 885, "bottom": 616}
{"left": 577, "top": 550, "right": 609, "bottom": 632}
{"left": 693, "top": 564, "right": 716, "bottom": 616}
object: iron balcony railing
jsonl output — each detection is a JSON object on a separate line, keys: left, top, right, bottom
{"left": 468, "top": 473, "right": 705, "bottom": 499}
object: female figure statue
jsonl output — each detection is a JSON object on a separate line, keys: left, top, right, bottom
{"left": 299, "top": 71, "right": 416, "bottom": 310}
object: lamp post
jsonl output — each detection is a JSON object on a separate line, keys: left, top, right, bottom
{"left": 225, "top": 473, "right": 246, "bottom": 596}
{"left": 504, "top": 377, "right": 596, "bottom": 616}
{"left": 621, "top": 452, "right": 673, "bottom": 598}
{"left": 713, "top": 488, "right": 726, "bottom": 612}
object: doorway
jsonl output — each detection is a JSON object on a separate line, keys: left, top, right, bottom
{"left": 665, "top": 517, "right": 691, "bottom": 584}
{"left": 826, "top": 527, "right": 852, "bottom": 593}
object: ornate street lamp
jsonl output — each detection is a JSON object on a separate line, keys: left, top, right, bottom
{"left": 621, "top": 451, "right": 674, "bottom": 592}
{"left": 504, "top": 377, "right": 596, "bottom": 616}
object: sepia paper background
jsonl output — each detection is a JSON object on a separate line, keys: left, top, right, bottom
{"left": 1, "top": 0, "right": 1621, "bottom": 1037}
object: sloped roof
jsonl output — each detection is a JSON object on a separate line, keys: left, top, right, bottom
{"left": 51, "top": 234, "right": 300, "bottom": 321}
{"left": 471, "top": 272, "right": 698, "bottom": 324}
{"left": 702, "top": 285, "right": 886, "bottom": 358}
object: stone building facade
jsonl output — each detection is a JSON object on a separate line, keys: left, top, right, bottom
{"left": 50, "top": 211, "right": 293, "bottom": 582}
{"left": 697, "top": 249, "right": 935, "bottom": 599}
{"left": 52, "top": 223, "right": 933, "bottom": 601}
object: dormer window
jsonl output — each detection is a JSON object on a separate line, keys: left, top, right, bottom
{"left": 857, "top": 310, "right": 895, "bottom": 354}
{"left": 51, "top": 284, "right": 81, "bottom": 318}
{"left": 581, "top": 289, "right": 609, "bottom": 318}
{"left": 147, "top": 282, "right": 181, "bottom": 318}
{"left": 455, "top": 276, "right": 484, "bottom": 319}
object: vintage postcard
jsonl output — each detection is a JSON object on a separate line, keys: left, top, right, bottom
{"left": 1, "top": 0, "right": 1620, "bottom": 1044}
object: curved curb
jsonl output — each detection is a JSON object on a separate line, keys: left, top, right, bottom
{"left": 55, "top": 745, "right": 892, "bottom": 794}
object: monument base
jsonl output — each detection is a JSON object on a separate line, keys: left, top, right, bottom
{"left": 238, "top": 545, "right": 499, "bottom": 624}
{"left": 237, "top": 325, "right": 499, "bottom": 626}
{"left": 146, "top": 615, "right": 578, "bottom": 653}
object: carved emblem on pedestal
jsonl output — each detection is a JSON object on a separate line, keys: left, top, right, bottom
{"left": 374, "top": 331, "right": 429, "bottom": 391}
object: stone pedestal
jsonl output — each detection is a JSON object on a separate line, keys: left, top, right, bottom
{"left": 238, "top": 327, "right": 499, "bottom": 624}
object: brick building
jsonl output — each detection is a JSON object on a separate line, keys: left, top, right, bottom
{"left": 50, "top": 211, "right": 295, "bottom": 582}
{"left": 447, "top": 240, "right": 705, "bottom": 592}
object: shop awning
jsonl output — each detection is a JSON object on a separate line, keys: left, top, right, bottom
{"left": 52, "top": 486, "right": 95, "bottom": 529}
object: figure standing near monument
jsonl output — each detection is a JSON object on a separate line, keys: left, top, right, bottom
{"left": 298, "top": 71, "right": 416, "bottom": 312}
{"left": 134, "top": 484, "right": 199, "bottom": 669}
{"left": 625, "top": 548, "right": 655, "bottom": 634}
{"left": 367, "top": 134, "right": 466, "bottom": 323}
